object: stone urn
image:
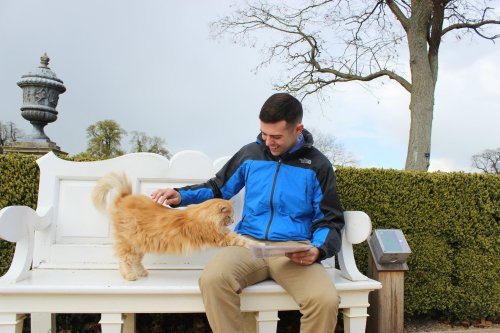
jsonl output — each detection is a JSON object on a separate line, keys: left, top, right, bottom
{"left": 17, "top": 53, "right": 66, "bottom": 144}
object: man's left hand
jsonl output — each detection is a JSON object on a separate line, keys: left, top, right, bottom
{"left": 285, "top": 247, "right": 320, "bottom": 265}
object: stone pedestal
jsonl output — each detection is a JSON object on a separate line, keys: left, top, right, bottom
{"left": 2, "top": 141, "right": 66, "bottom": 156}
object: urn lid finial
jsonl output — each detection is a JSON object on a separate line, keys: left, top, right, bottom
{"left": 18, "top": 53, "right": 65, "bottom": 91}
{"left": 40, "top": 53, "right": 50, "bottom": 68}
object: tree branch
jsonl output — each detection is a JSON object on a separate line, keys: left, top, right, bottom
{"left": 386, "top": 0, "right": 410, "bottom": 32}
{"left": 442, "top": 19, "right": 500, "bottom": 38}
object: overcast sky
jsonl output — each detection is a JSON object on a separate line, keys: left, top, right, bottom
{"left": 1, "top": 0, "right": 499, "bottom": 172}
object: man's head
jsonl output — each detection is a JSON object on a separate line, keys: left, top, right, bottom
{"left": 259, "top": 93, "right": 304, "bottom": 156}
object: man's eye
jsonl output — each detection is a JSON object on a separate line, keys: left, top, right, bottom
{"left": 261, "top": 132, "right": 281, "bottom": 140}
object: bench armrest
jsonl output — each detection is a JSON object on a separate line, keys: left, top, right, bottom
{"left": 0, "top": 206, "right": 52, "bottom": 283}
{"left": 337, "top": 211, "right": 372, "bottom": 281}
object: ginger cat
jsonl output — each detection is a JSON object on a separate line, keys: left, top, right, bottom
{"left": 92, "top": 172, "right": 254, "bottom": 280}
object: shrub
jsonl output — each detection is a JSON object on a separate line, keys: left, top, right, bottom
{"left": 336, "top": 168, "right": 500, "bottom": 319}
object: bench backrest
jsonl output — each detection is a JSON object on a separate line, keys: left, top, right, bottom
{"left": 33, "top": 151, "right": 243, "bottom": 270}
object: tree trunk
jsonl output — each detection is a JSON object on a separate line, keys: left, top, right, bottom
{"left": 405, "top": 68, "right": 435, "bottom": 171}
{"left": 405, "top": 8, "right": 436, "bottom": 171}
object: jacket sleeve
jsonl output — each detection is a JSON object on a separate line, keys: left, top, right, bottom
{"left": 310, "top": 163, "right": 345, "bottom": 260}
{"left": 176, "top": 148, "right": 248, "bottom": 206}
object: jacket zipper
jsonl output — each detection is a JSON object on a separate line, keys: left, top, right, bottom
{"left": 265, "top": 159, "right": 282, "bottom": 239}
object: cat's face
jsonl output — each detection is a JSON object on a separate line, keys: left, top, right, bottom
{"left": 214, "top": 200, "right": 234, "bottom": 226}
{"left": 196, "top": 199, "right": 234, "bottom": 226}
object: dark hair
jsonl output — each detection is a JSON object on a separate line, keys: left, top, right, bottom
{"left": 259, "top": 93, "right": 303, "bottom": 126}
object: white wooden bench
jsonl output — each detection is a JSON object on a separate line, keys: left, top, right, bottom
{"left": 0, "top": 151, "right": 381, "bottom": 333}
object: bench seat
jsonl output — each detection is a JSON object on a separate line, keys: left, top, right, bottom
{"left": 0, "top": 268, "right": 380, "bottom": 312}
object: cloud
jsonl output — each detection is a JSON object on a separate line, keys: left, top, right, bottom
{"left": 429, "top": 157, "right": 470, "bottom": 172}
{"left": 432, "top": 45, "right": 500, "bottom": 170}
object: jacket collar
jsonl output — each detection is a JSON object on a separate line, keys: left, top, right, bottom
{"left": 256, "top": 128, "right": 314, "bottom": 158}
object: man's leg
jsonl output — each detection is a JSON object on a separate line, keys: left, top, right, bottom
{"left": 199, "top": 246, "right": 269, "bottom": 333}
{"left": 268, "top": 250, "right": 339, "bottom": 333}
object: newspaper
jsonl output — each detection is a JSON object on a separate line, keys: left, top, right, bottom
{"left": 249, "top": 244, "right": 313, "bottom": 258}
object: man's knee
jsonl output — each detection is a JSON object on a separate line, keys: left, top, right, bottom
{"left": 199, "top": 268, "right": 241, "bottom": 294}
{"left": 199, "top": 268, "right": 220, "bottom": 290}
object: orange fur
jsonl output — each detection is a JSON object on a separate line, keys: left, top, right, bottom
{"left": 92, "top": 172, "right": 255, "bottom": 280}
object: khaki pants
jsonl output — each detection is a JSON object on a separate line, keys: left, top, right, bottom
{"left": 199, "top": 242, "right": 339, "bottom": 333}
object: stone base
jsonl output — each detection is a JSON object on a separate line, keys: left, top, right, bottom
{"left": 2, "top": 141, "right": 67, "bottom": 156}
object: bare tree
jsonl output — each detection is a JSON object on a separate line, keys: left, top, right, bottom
{"left": 129, "top": 131, "right": 171, "bottom": 158}
{"left": 309, "top": 128, "right": 359, "bottom": 167}
{"left": 0, "top": 121, "right": 24, "bottom": 146}
{"left": 211, "top": 0, "right": 500, "bottom": 171}
{"left": 471, "top": 147, "right": 500, "bottom": 174}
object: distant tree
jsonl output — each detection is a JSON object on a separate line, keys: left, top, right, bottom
{"left": 129, "top": 131, "right": 171, "bottom": 158}
{"left": 471, "top": 147, "right": 500, "bottom": 174}
{"left": 69, "top": 151, "right": 97, "bottom": 160}
{"left": 0, "top": 121, "right": 24, "bottom": 146}
{"left": 310, "top": 128, "right": 358, "bottom": 167}
{"left": 212, "top": 1, "right": 500, "bottom": 171}
{"left": 85, "top": 120, "right": 127, "bottom": 158}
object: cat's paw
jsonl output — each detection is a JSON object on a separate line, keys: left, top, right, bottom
{"left": 122, "top": 272, "right": 138, "bottom": 281}
{"left": 137, "top": 269, "right": 149, "bottom": 277}
{"left": 243, "top": 239, "right": 265, "bottom": 248}
{"left": 119, "top": 262, "right": 138, "bottom": 281}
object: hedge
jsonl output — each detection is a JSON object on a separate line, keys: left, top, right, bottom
{"left": 0, "top": 154, "right": 498, "bottom": 321}
{"left": 336, "top": 167, "right": 499, "bottom": 319}
{"left": 0, "top": 154, "right": 39, "bottom": 276}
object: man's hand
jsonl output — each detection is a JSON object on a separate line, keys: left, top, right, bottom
{"left": 285, "top": 247, "right": 320, "bottom": 266}
{"left": 150, "top": 188, "right": 181, "bottom": 206}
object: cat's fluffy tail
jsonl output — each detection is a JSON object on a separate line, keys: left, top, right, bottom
{"left": 92, "top": 172, "right": 132, "bottom": 212}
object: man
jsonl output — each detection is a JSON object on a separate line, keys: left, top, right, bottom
{"left": 151, "top": 93, "right": 344, "bottom": 332}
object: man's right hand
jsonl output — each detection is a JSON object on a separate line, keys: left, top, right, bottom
{"left": 150, "top": 188, "right": 181, "bottom": 206}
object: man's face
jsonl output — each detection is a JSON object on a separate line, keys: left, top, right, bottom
{"left": 260, "top": 120, "right": 303, "bottom": 156}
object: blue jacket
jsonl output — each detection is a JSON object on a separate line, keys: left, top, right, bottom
{"left": 176, "top": 129, "right": 345, "bottom": 260}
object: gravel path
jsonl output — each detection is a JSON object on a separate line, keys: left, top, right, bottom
{"left": 405, "top": 318, "right": 500, "bottom": 333}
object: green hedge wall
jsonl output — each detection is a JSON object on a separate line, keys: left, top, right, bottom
{"left": 0, "top": 154, "right": 498, "bottom": 320}
{"left": 0, "top": 154, "right": 39, "bottom": 275}
{"left": 336, "top": 168, "right": 499, "bottom": 319}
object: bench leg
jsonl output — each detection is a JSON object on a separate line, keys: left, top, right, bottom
{"left": 30, "top": 313, "right": 55, "bottom": 333}
{"left": 123, "top": 313, "right": 135, "bottom": 333}
{"left": 99, "top": 313, "right": 124, "bottom": 333}
{"left": 343, "top": 308, "right": 369, "bottom": 333}
{"left": 255, "top": 311, "right": 279, "bottom": 333}
{"left": 0, "top": 314, "right": 25, "bottom": 333}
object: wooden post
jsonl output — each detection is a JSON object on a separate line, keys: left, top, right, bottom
{"left": 366, "top": 239, "right": 409, "bottom": 333}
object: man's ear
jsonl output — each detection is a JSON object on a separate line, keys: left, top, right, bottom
{"left": 296, "top": 123, "right": 304, "bottom": 134}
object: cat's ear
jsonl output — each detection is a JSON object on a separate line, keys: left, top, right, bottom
{"left": 219, "top": 204, "right": 229, "bottom": 213}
